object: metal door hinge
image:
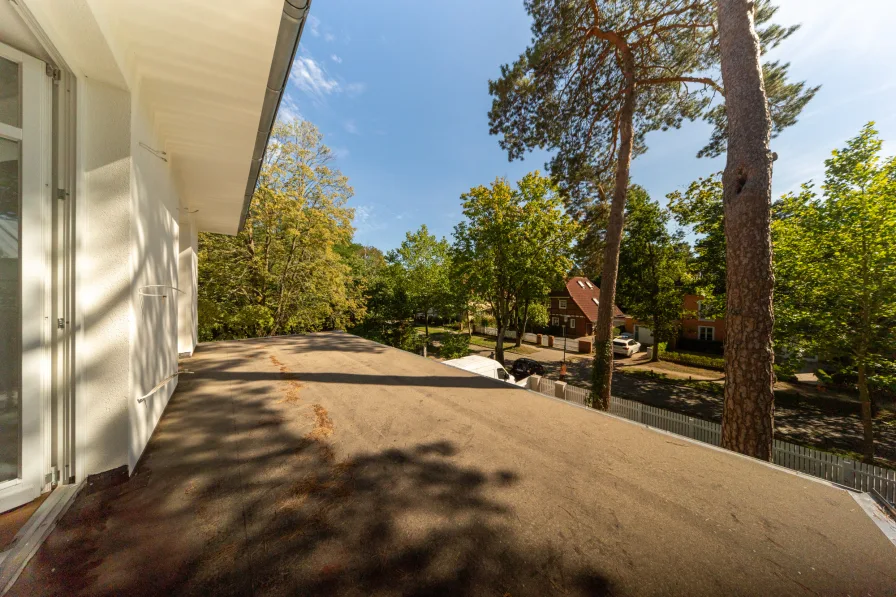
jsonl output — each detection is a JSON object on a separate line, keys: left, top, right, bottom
{"left": 45, "top": 467, "right": 60, "bottom": 485}
{"left": 57, "top": 318, "right": 65, "bottom": 329}
{"left": 57, "top": 188, "right": 67, "bottom": 200}
{"left": 46, "top": 64, "right": 61, "bottom": 81}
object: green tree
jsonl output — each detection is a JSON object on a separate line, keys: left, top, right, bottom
{"left": 773, "top": 124, "right": 896, "bottom": 463}
{"left": 198, "top": 119, "right": 362, "bottom": 340}
{"left": 716, "top": 0, "right": 816, "bottom": 461}
{"left": 453, "top": 172, "right": 579, "bottom": 364}
{"left": 667, "top": 174, "right": 726, "bottom": 315}
{"left": 489, "top": 0, "right": 813, "bottom": 410}
{"left": 388, "top": 225, "right": 453, "bottom": 343}
{"left": 336, "top": 242, "right": 387, "bottom": 327}
{"left": 617, "top": 187, "right": 689, "bottom": 361}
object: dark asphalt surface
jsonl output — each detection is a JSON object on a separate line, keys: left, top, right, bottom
{"left": 11, "top": 332, "right": 896, "bottom": 596}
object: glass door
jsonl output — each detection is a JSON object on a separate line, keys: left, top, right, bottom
{"left": 0, "top": 41, "right": 50, "bottom": 513}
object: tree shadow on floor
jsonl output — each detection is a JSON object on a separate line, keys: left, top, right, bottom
{"left": 11, "top": 340, "right": 614, "bottom": 597}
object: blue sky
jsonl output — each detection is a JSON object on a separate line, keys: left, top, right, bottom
{"left": 283, "top": 0, "right": 896, "bottom": 251}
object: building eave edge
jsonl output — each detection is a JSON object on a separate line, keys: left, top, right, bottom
{"left": 238, "top": 0, "right": 311, "bottom": 233}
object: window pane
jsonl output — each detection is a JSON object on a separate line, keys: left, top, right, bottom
{"left": 0, "top": 57, "right": 20, "bottom": 128}
{"left": 0, "top": 137, "right": 20, "bottom": 482}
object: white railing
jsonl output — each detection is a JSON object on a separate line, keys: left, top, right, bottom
{"left": 526, "top": 375, "right": 896, "bottom": 505}
{"left": 473, "top": 325, "right": 577, "bottom": 349}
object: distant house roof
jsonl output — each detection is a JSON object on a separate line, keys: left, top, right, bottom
{"left": 552, "top": 277, "right": 625, "bottom": 321}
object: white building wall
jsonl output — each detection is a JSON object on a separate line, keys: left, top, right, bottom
{"left": 177, "top": 219, "right": 198, "bottom": 356}
{"left": 127, "top": 95, "right": 180, "bottom": 473}
{"left": 77, "top": 78, "right": 132, "bottom": 477}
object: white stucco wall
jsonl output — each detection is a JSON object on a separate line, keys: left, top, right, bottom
{"left": 77, "top": 78, "right": 132, "bottom": 477}
{"left": 77, "top": 80, "right": 183, "bottom": 477}
{"left": 177, "top": 219, "right": 198, "bottom": 356}
{"left": 127, "top": 95, "right": 180, "bottom": 473}
{"left": 20, "top": 0, "right": 272, "bottom": 482}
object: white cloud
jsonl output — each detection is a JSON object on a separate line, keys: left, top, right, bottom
{"left": 306, "top": 15, "right": 320, "bottom": 37}
{"left": 290, "top": 54, "right": 366, "bottom": 103}
{"left": 324, "top": 32, "right": 336, "bottom": 42}
{"left": 344, "top": 120, "right": 359, "bottom": 135}
{"left": 345, "top": 82, "right": 367, "bottom": 96}
{"left": 352, "top": 204, "right": 385, "bottom": 235}
{"left": 330, "top": 54, "right": 342, "bottom": 63}
{"left": 330, "top": 146, "right": 350, "bottom": 160}
{"left": 277, "top": 93, "right": 303, "bottom": 123}
{"left": 293, "top": 56, "right": 340, "bottom": 98}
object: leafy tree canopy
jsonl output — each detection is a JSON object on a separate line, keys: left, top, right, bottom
{"left": 617, "top": 186, "right": 690, "bottom": 359}
{"left": 198, "top": 119, "right": 362, "bottom": 341}
{"left": 667, "top": 173, "right": 726, "bottom": 314}
{"left": 489, "top": 0, "right": 815, "bottom": 210}
{"left": 453, "top": 172, "right": 580, "bottom": 363}
{"left": 387, "top": 225, "right": 454, "bottom": 336}
{"left": 773, "top": 123, "right": 896, "bottom": 462}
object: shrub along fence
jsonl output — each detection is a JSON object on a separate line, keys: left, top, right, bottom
{"left": 525, "top": 375, "right": 896, "bottom": 506}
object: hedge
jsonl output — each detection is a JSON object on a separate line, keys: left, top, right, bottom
{"left": 659, "top": 349, "right": 725, "bottom": 371}
{"left": 659, "top": 348, "right": 798, "bottom": 381}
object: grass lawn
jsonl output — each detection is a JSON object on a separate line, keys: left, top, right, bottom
{"left": 413, "top": 324, "right": 457, "bottom": 336}
{"left": 469, "top": 335, "right": 538, "bottom": 355}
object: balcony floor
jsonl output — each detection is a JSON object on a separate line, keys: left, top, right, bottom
{"left": 9, "top": 332, "right": 896, "bottom": 596}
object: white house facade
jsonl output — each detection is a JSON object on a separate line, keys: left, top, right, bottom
{"left": 0, "top": 0, "right": 310, "bottom": 513}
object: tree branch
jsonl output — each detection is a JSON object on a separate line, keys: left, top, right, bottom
{"left": 636, "top": 76, "right": 724, "bottom": 95}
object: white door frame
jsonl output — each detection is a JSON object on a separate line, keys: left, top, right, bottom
{"left": 0, "top": 40, "right": 52, "bottom": 513}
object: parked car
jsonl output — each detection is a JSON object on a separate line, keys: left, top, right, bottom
{"left": 509, "top": 357, "right": 545, "bottom": 380}
{"left": 443, "top": 355, "right": 518, "bottom": 385}
{"left": 612, "top": 338, "right": 641, "bottom": 357}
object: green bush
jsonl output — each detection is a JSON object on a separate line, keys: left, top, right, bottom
{"left": 439, "top": 333, "right": 471, "bottom": 359}
{"left": 816, "top": 368, "right": 833, "bottom": 385}
{"left": 658, "top": 348, "right": 725, "bottom": 371}
{"left": 479, "top": 314, "right": 496, "bottom": 327}
{"left": 773, "top": 364, "right": 798, "bottom": 383}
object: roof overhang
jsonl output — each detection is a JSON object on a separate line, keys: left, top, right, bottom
{"left": 239, "top": 0, "right": 310, "bottom": 233}
{"left": 14, "top": 0, "right": 310, "bottom": 235}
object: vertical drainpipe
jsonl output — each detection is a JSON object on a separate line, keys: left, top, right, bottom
{"left": 239, "top": 0, "right": 311, "bottom": 232}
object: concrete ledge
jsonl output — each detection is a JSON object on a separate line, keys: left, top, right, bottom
{"left": 0, "top": 483, "right": 84, "bottom": 596}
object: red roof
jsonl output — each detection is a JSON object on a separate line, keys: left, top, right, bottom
{"left": 552, "top": 277, "right": 625, "bottom": 322}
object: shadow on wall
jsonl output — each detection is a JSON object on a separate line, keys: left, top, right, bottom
{"left": 11, "top": 342, "right": 613, "bottom": 597}
{"left": 129, "top": 99, "right": 183, "bottom": 473}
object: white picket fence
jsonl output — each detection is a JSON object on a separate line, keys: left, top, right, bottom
{"left": 474, "top": 325, "right": 539, "bottom": 344}
{"left": 527, "top": 376, "right": 896, "bottom": 505}
{"left": 473, "top": 325, "right": 578, "bottom": 350}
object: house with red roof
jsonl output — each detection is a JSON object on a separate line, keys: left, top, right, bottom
{"left": 548, "top": 277, "right": 626, "bottom": 337}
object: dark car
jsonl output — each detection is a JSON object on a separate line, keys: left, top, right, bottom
{"left": 510, "top": 357, "right": 545, "bottom": 380}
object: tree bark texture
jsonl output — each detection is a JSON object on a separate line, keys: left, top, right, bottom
{"left": 495, "top": 326, "right": 506, "bottom": 365}
{"left": 590, "top": 52, "right": 636, "bottom": 411}
{"left": 718, "top": 0, "right": 776, "bottom": 461}
{"left": 650, "top": 314, "right": 660, "bottom": 362}
{"left": 857, "top": 363, "right": 875, "bottom": 463}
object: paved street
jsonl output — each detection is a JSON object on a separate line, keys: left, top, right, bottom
{"left": 11, "top": 333, "right": 895, "bottom": 596}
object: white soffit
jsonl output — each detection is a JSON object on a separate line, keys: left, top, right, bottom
{"left": 94, "top": 0, "right": 289, "bottom": 235}
{"left": 0, "top": 2, "right": 52, "bottom": 63}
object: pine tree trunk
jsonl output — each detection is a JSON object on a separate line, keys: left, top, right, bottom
{"left": 516, "top": 300, "right": 529, "bottom": 347}
{"left": 650, "top": 315, "right": 660, "bottom": 362}
{"left": 495, "top": 325, "right": 506, "bottom": 365}
{"left": 590, "top": 54, "right": 636, "bottom": 411}
{"left": 718, "top": 0, "right": 776, "bottom": 461}
{"left": 857, "top": 362, "right": 875, "bottom": 463}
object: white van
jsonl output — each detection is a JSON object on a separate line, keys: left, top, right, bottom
{"left": 443, "top": 355, "right": 519, "bottom": 385}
